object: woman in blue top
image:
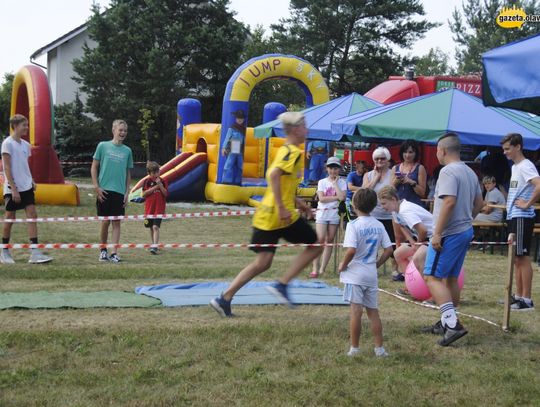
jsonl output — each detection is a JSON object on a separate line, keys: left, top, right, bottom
{"left": 391, "top": 140, "right": 427, "bottom": 208}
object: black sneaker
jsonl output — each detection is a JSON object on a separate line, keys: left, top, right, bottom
{"left": 497, "top": 294, "right": 519, "bottom": 305}
{"left": 421, "top": 320, "right": 444, "bottom": 335}
{"left": 266, "top": 282, "right": 295, "bottom": 308}
{"left": 511, "top": 298, "right": 535, "bottom": 311}
{"left": 210, "top": 294, "right": 233, "bottom": 317}
{"left": 392, "top": 273, "right": 405, "bottom": 282}
{"left": 438, "top": 322, "right": 468, "bottom": 346}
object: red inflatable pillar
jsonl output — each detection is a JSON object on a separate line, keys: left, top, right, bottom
{"left": 10, "top": 65, "right": 64, "bottom": 184}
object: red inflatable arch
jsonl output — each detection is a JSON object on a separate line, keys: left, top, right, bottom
{"left": 10, "top": 65, "right": 64, "bottom": 184}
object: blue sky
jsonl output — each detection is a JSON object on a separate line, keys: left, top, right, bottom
{"left": 0, "top": 0, "right": 463, "bottom": 79}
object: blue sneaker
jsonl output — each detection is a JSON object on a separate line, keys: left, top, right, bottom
{"left": 210, "top": 294, "right": 233, "bottom": 317}
{"left": 266, "top": 282, "right": 295, "bottom": 308}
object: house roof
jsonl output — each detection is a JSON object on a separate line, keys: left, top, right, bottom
{"left": 30, "top": 22, "right": 88, "bottom": 60}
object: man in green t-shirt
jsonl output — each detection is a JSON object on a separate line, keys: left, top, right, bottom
{"left": 91, "top": 119, "right": 133, "bottom": 263}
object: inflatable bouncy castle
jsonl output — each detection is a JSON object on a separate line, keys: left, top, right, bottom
{"left": 2, "top": 66, "right": 79, "bottom": 205}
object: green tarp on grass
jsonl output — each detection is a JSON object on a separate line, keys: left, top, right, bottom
{"left": 0, "top": 291, "right": 162, "bottom": 309}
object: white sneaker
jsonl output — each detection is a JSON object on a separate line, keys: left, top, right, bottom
{"left": 109, "top": 253, "right": 122, "bottom": 263}
{"left": 99, "top": 250, "right": 110, "bottom": 262}
{"left": 0, "top": 249, "right": 15, "bottom": 264}
{"left": 347, "top": 347, "right": 360, "bottom": 357}
{"left": 28, "top": 250, "right": 53, "bottom": 264}
{"left": 374, "top": 347, "right": 389, "bottom": 357}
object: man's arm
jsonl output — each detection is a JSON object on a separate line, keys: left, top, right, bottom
{"left": 515, "top": 177, "right": 540, "bottom": 209}
{"left": 431, "top": 195, "right": 456, "bottom": 251}
{"left": 2, "top": 153, "right": 20, "bottom": 203}
{"left": 338, "top": 248, "right": 356, "bottom": 272}
{"left": 124, "top": 168, "right": 131, "bottom": 205}
{"left": 91, "top": 159, "right": 106, "bottom": 203}
{"left": 472, "top": 193, "right": 484, "bottom": 218}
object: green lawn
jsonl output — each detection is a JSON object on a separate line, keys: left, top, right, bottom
{"left": 1, "top": 182, "right": 539, "bottom": 406}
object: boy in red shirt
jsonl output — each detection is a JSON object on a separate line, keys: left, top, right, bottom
{"left": 142, "top": 161, "right": 168, "bottom": 254}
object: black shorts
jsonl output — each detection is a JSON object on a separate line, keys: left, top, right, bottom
{"left": 144, "top": 218, "right": 162, "bottom": 228}
{"left": 508, "top": 217, "right": 535, "bottom": 256}
{"left": 250, "top": 217, "right": 318, "bottom": 253}
{"left": 4, "top": 188, "right": 35, "bottom": 212}
{"left": 96, "top": 191, "right": 125, "bottom": 217}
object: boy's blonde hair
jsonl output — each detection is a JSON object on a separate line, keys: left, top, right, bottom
{"left": 9, "top": 114, "right": 28, "bottom": 129}
{"left": 146, "top": 161, "right": 160, "bottom": 173}
{"left": 112, "top": 119, "right": 128, "bottom": 130}
{"left": 482, "top": 175, "right": 496, "bottom": 184}
{"left": 352, "top": 188, "right": 377, "bottom": 214}
{"left": 377, "top": 185, "right": 399, "bottom": 201}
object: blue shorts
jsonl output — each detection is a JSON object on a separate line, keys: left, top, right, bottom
{"left": 423, "top": 227, "right": 473, "bottom": 279}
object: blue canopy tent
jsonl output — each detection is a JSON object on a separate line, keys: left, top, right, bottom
{"left": 253, "top": 92, "right": 381, "bottom": 140}
{"left": 482, "top": 33, "right": 540, "bottom": 114}
{"left": 331, "top": 89, "right": 540, "bottom": 150}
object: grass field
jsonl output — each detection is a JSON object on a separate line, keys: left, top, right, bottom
{"left": 1, "top": 183, "right": 539, "bottom": 406}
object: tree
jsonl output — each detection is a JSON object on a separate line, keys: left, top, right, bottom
{"left": 54, "top": 94, "right": 104, "bottom": 177}
{"left": 270, "top": 0, "right": 436, "bottom": 95}
{"left": 450, "top": 0, "right": 540, "bottom": 74}
{"left": 412, "top": 48, "right": 451, "bottom": 76}
{"left": 241, "top": 26, "right": 305, "bottom": 125}
{"left": 73, "top": 0, "right": 247, "bottom": 162}
{"left": 0, "top": 73, "right": 14, "bottom": 138}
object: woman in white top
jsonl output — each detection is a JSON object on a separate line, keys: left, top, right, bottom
{"left": 311, "top": 156, "right": 347, "bottom": 278}
{"left": 378, "top": 185, "right": 433, "bottom": 292}
{"left": 362, "top": 147, "right": 398, "bottom": 274}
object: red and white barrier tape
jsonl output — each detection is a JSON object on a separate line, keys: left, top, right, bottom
{"left": 0, "top": 242, "right": 337, "bottom": 250}
{"left": 61, "top": 161, "right": 147, "bottom": 165}
{"left": 380, "top": 288, "right": 501, "bottom": 328}
{"left": 0, "top": 241, "right": 512, "bottom": 250}
{"left": 0, "top": 210, "right": 256, "bottom": 223}
{"left": 0, "top": 207, "right": 349, "bottom": 223}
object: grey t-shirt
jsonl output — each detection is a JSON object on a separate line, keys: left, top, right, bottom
{"left": 433, "top": 161, "right": 481, "bottom": 237}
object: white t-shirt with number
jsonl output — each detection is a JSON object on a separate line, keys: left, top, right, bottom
{"left": 340, "top": 215, "right": 392, "bottom": 287}
{"left": 1, "top": 136, "right": 33, "bottom": 195}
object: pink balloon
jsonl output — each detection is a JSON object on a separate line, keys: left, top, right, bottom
{"left": 404, "top": 261, "right": 464, "bottom": 301}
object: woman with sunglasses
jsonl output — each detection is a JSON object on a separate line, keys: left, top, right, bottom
{"left": 362, "top": 147, "right": 398, "bottom": 275}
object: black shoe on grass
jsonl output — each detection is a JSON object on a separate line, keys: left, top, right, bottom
{"left": 438, "top": 322, "right": 468, "bottom": 346}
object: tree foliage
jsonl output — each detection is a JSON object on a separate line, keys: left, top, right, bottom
{"left": 0, "top": 73, "right": 14, "bottom": 138}
{"left": 73, "top": 0, "right": 247, "bottom": 162}
{"left": 241, "top": 26, "right": 305, "bottom": 125}
{"left": 450, "top": 0, "right": 540, "bottom": 74}
{"left": 270, "top": 0, "right": 436, "bottom": 95}
{"left": 54, "top": 94, "right": 104, "bottom": 177}
{"left": 412, "top": 48, "right": 451, "bottom": 76}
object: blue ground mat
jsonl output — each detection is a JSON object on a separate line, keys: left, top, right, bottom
{"left": 135, "top": 280, "right": 348, "bottom": 307}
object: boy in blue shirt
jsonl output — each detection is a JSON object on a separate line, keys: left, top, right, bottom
{"left": 339, "top": 188, "right": 393, "bottom": 357}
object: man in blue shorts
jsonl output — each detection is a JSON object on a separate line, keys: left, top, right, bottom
{"left": 423, "top": 133, "right": 483, "bottom": 346}
{"left": 210, "top": 112, "right": 323, "bottom": 317}
{"left": 91, "top": 119, "right": 133, "bottom": 263}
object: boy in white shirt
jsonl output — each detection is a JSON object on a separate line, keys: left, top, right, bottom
{"left": 1, "top": 114, "right": 52, "bottom": 264}
{"left": 339, "top": 188, "right": 393, "bottom": 357}
{"left": 501, "top": 133, "right": 540, "bottom": 311}
{"left": 474, "top": 175, "right": 506, "bottom": 223}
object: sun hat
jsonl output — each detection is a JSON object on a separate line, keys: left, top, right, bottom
{"left": 326, "top": 156, "right": 342, "bottom": 167}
